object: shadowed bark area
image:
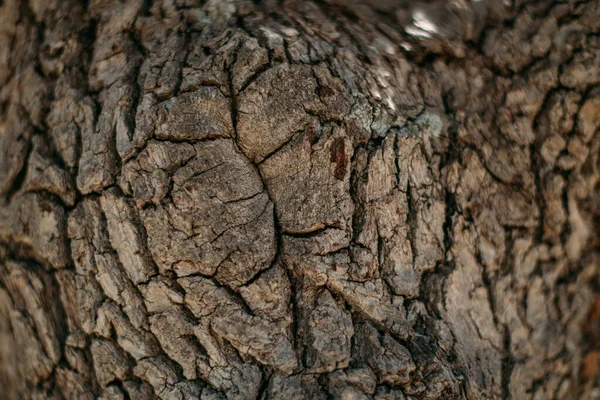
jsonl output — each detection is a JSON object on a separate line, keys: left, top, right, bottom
{"left": 0, "top": 0, "right": 599, "bottom": 399}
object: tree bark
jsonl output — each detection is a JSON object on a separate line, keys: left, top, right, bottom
{"left": 0, "top": 0, "right": 599, "bottom": 399}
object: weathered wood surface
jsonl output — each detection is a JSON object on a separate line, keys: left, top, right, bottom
{"left": 0, "top": 0, "right": 598, "bottom": 399}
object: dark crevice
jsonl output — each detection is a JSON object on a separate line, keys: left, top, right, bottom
{"left": 4, "top": 135, "right": 32, "bottom": 204}
{"left": 141, "top": 0, "right": 154, "bottom": 17}
{"left": 237, "top": 60, "right": 272, "bottom": 94}
{"left": 173, "top": 29, "right": 192, "bottom": 97}
{"left": 256, "top": 370, "right": 272, "bottom": 400}
{"left": 405, "top": 181, "right": 418, "bottom": 272}
{"left": 283, "top": 261, "right": 302, "bottom": 372}
{"left": 105, "top": 379, "right": 132, "bottom": 400}
{"left": 227, "top": 40, "right": 244, "bottom": 144}
{"left": 282, "top": 224, "right": 342, "bottom": 238}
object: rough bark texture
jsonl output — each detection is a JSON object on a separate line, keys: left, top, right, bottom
{"left": 0, "top": 0, "right": 599, "bottom": 399}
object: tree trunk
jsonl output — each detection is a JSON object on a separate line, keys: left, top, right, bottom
{"left": 0, "top": 0, "right": 598, "bottom": 399}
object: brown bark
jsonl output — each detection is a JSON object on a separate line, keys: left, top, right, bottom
{"left": 0, "top": 0, "right": 599, "bottom": 399}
